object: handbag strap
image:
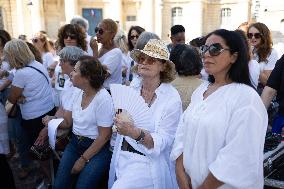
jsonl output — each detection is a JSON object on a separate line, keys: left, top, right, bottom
{"left": 26, "top": 65, "right": 49, "bottom": 84}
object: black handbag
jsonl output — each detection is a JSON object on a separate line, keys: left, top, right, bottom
{"left": 29, "top": 141, "right": 52, "bottom": 161}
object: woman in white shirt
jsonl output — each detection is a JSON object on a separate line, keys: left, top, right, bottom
{"left": 109, "top": 39, "right": 182, "bottom": 189}
{"left": 90, "top": 18, "right": 122, "bottom": 91}
{"left": 171, "top": 29, "right": 267, "bottom": 189}
{"left": 4, "top": 39, "right": 55, "bottom": 182}
{"left": 32, "top": 32, "right": 55, "bottom": 69}
{"left": 53, "top": 56, "right": 114, "bottom": 189}
{"left": 40, "top": 46, "right": 85, "bottom": 147}
{"left": 247, "top": 22, "right": 278, "bottom": 91}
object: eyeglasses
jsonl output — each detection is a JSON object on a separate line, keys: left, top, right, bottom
{"left": 247, "top": 33, "right": 262, "bottom": 39}
{"left": 200, "top": 43, "right": 231, "bottom": 57}
{"left": 95, "top": 27, "right": 104, "bottom": 35}
{"left": 138, "top": 55, "right": 164, "bottom": 65}
{"left": 130, "top": 35, "right": 139, "bottom": 40}
{"left": 64, "top": 33, "right": 76, "bottom": 40}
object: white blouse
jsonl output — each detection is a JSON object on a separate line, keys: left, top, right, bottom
{"left": 71, "top": 88, "right": 114, "bottom": 139}
{"left": 109, "top": 82, "right": 182, "bottom": 189}
{"left": 253, "top": 48, "right": 278, "bottom": 71}
{"left": 171, "top": 81, "right": 268, "bottom": 189}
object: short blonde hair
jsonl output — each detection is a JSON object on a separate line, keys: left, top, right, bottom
{"left": 4, "top": 39, "right": 35, "bottom": 69}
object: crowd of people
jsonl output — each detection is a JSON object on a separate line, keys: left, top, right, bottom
{"left": 0, "top": 15, "right": 283, "bottom": 189}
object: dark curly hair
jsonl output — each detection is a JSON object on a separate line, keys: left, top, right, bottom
{"left": 248, "top": 22, "right": 273, "bottom": 63}
{"left": 170, "top": 44, "right": 202, "bottom": 76}
{"left": 57, "top": 24, "right": 87, "bottom": 51}
{"left": 78, "top": 56, "right": 108, "bottom": 90}
{"left": 127, "top": 26, "right": 145, "bottom": 51}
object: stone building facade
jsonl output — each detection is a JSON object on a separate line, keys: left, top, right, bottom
{"left": 0, "top": 0, "right": 283, "bottom": 43}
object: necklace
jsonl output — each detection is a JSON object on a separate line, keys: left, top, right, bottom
{"left": 141, "top": 83, "right": 160, "bottom": 107}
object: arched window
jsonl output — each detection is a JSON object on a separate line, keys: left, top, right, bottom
{"left": 172, "top": 7, "right": 183, "bottom": 26}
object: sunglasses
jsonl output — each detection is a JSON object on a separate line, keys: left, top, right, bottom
{"left": 247, "top": 33, "right": 262, "bottom": 39}
{"left": 200, "top": 43, "right": 231, "bottom": 57}
{"left": 32, "top": 38, "right": 39, "bottom": 43}
{"left": 64, "top": 33, "right": 76, "bottom": 40}
{"left": 47, "top": 67, "right": 55, "bottom": 71}
{"left": 130, "top": 35, "right": 139, "bottom": 40}
{"left": 138, "top": 54, "right": 166, "bottom": 65}
{"left": 95, "top": 27, "right": 104, "bottom": 35}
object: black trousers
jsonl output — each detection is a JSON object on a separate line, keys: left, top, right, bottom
{"left": 0, "top": 154, "right": 16, "bottom": 189}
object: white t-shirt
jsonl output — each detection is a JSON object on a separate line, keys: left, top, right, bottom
{"left": 60, "top": 79, "right": 80, "bottom": 111}
{"left": 248, "top": 59, "right": 260, "bottom": 89}
{"left": 42, "top": 52, "right": 55, "bottom": 69}
{"left": 171, "top": 82, "right": 267, "bottom": 189}
{"left": 99, "top": 48, "right": 122, "bottom": 89}
{"left": 71, "top": 88, "right": 114, "bottom": 139}
{"left": 12, "top": 60, "right": 54, "bottom": 120}
{"left": 253, "top": 48, "right": 279, "bottom": 71}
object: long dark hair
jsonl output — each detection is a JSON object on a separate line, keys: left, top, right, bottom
{"left": 127, "top": 26, "right": 145, "bottom": 51}
{"left": 248, "top": 22, "right": 272, "bottom": 63}
{"left": 205, "top": 29, "right": 252, "bottom": 87}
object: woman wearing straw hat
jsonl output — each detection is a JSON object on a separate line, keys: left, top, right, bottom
{"left": 109, "top": 39, "right": 182, "bottom": 189}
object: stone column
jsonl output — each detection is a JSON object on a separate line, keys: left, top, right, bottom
{"left": 65, "top": 0, "right": 78, "bottom": 23}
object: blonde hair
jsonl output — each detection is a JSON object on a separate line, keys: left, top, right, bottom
{"left": 101, "top": 18, "right": 118, "bottom": 38}
{"left": 4, "top": 39, "right": 35, "bottom": 69}
{"left": 114, "top": 30, "right": 129, "bottom": 54}
{"left": 36, "top": 32, "right": 52, "bottom": 52}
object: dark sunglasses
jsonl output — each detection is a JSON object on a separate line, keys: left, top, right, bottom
{"left": 200, "top": 43, "right": 231, "bottom": 57}
{"left": 32, "top": 38, "right": 39, "bottom": 43}
{"left": 247, "top": 33, "right": 262, "bottom": 39}
{"left": 130, "top": 35, "right": 139, "bottom": 40}
{"left": 95, "top": 27, "right": 104, "bottom": 35}
{"left": 64, "top": 33, "right": 76, "bottom": 40}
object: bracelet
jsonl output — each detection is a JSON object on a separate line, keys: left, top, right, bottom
{"left": 135, "top": 129, "right": 145, "bottom": 144}
{"left": 80, "top": 155, "right": 89, "bottom": 163}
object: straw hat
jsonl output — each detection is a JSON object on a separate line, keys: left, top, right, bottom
{"left": 130, "top": 39, "right": 170, "bottom": 63}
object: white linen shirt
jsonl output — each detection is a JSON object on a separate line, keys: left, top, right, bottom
{"left": 99, "top": 48, "right": 122, "bottom": 90}
{"left": 72, "top": 88, "right": 114, "bottom": 139}
{"left": 109, "top": 82, "right": 182, "bottom": 189}
{"left": 171, "top": 81, "right": 268, "bottom": 189}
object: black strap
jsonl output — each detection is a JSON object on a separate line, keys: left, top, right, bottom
{"left": 26, "top": 66, "right": 49, "bottom": 84}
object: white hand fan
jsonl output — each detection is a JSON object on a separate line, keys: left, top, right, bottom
{"left": 110, "top": 84, "right": 154, "bottom": 132}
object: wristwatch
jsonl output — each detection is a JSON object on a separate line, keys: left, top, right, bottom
{"left": 135, "top": 129, "right": 145, "bottom": 144}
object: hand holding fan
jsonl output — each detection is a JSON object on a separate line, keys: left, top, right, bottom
{"left": 110, "top": 84, "right": 154, "bottom": 132}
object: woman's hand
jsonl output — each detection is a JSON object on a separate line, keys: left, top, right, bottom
{"left": 42, "top": 115, "right": 56, "bottom": 127}
{"left": 71, "top": 157, "right": 86, "bottom": 174}
{"left": 34, "top": 127, "right": 48, "bottom": 146}
{"left": 114, "top": 112, "right": 139, "bottom": 139}
{"left": 90, "top": 37, "right": 98, "bottom": 58}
